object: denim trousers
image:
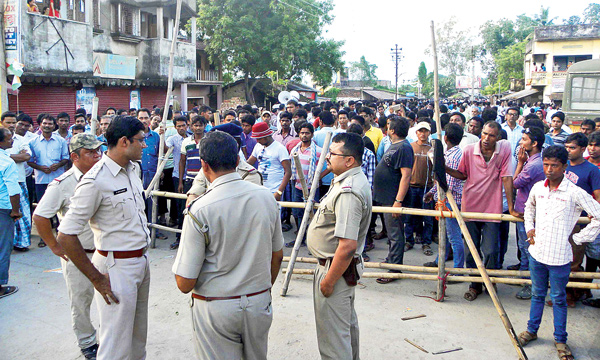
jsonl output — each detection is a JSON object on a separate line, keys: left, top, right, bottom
{"left": 404, "top": 186, "right": 433, "bottom": 245}
{"left": 0, "top": 209, "right": 15, "bottom": 285}
{"left": 527, "top": 255, "right": 571, "bottom": 344}
{"left": 516, "top": 222, "right": 530, "bottom": 271}
{"left": 435, "top": 202, "right": 464, "bottom": 268}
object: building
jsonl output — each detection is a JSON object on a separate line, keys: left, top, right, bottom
{"left": 523, "top": 24, "right": 600, "bottom": 104}
{"left": 6, "top": 0, "right": 222, "bottom": 119}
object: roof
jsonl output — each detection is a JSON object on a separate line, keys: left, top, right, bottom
{"left": 362, "top": 89, "right": 397, "bottom": 100}
{"left": 567, "top": 59, "right": 600, "bottom": 74}
{"left": 500, "top": 88, "right": 539, "bottom": 101}
{"left": 287, "top": 82, "right": 317, "bottom": 93}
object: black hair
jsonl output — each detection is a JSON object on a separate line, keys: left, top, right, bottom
{"left": 351, "top": 115, "right": 365, "bottom": 126}
{"left": 298, "top": 122, "right": 314, "bottom": 134}
{"left": 470, "top": 116, "right": 484, "bottom": 128}
{"left": 173, "top": 115, "right": 187, "bottom": 126}
{"left": 117, "top": 109, "right": 128, "bottom": 115}
{"left": 507, "top": 107, "right": 520, "bottom": 115}
{"left": 523, "top": 118, "right": 545, "bottom": 131}
{"left": 566, "top": 132, "right": 588, "bottom": 148}
{"left": 56, "top": 112, "right": 70, "bottom": 120}
{"left": 347, "top": 123, "right": 364, "bottom": 135}
{"left": 137, "top": 108, "right": 151, "bottom": 117}
{"left": 74, "top": 113, "right": 86, "bottom": 121}
{"left": 279, "top": 111, "right": 292, "bottom": 121}
{"left": 524, "top": 127, "right": 545, "bottom": 151}
{"left": 332, "top": 132, "right": 363, "bottom": 165}
{"left": 483, "top": 120, "right": 501, "bottom": 134}
{"left": 200, "top": 105, "right": 212, "bottom": 114}
{"left": 198, "top": 131, "right": 238, "bottom": 172}
{"left": 72, "top": 124, "right": 86, "bottom": 132}
{"left": 407, "top": 111, "right": 417, "bottom": 122}
{"left": 293, "top": 109, "right": 308, "bottom": 119}
{"left": 0, "top": 127, "right": 11, "bottom": 142}
{"left": 16, "top": 113, "right": 33, "bottom": 125}
{"left": 105, "top": 107, "right": 116, "bottom": 114}
{"left": 589, "top": 131, "right": 600, "bottom": 145}
{"left": 106, "top": 115, "right": 145, "bottom": 149}
{"left": 311, "top": 107, "right": 322, "bottom": 118}
{"left": 440, "top": 113, "right": 450, "bottom": 129}
{"left": 377, "top": 115, "right": 387, "bottom": 129}
{"left": 129, "top": 108, "right": 137, "bottom": 112}
{"left": 552, "top": 111, "right": 565, "bottom": 122}
{"left": 543, "top": 145, "right": 568, "bottom": 165}
{"left": 359, "top": 107, "right": 373, "bottom": 116}
{"left": 75, "top": 108, "right": 87, "bottom": 116}
{"left": 444, "top": 123, "right": 463, "bottom": 146}
{"left": 388, "top": 116, "right": 410, "bottom": 138}
{"left": 1, "top": 112, "right": 17, "bottom": 121}
{"left": 41, "top": 114, "right": 57, "bottom": 126}
{"left": 481, "top": 107, "right": 497, "bottom": 122}
{"left": 224, "top": 110, "right": 236, "bottom": 119}
{"left": 241, "top": 114, "right": 256, "bottom": 126}
{"left": 417, "top": 110, "right": 430, "bottom": 119}
{"left": 439, "top": 104, "right": 448, "bottom": 113}
{"left": 191, "top": 116, "right": 208, "bottom": 126}
{"left": 581, "top": 119, "right": 596, "bottom": 130}
{"left": 286, "top": 99, "right": 299, "bottom": 107}
{"left": 319, "top": 111, "right": 335, "bottom": 126}
{"left": 338, "top": 109, "right": 348, "bottom": 117}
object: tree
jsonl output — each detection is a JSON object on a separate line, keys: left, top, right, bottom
{"left": 490, "top": 40, "right": 527, "bottom": 94}
{"left": 583, "top": 3, "right": 600, "bottom": 24}
{"left": 350, "top": 56, "right": 378, "bottom": 87}
{"left": 196, "top": 0, "right": 345, "bottom": 104}
{"left": 533, "top": 6, "right": 558, "bottom": 26}
{"left": 417, "top": 62, "right": 427, "bottom": 85}
{"left": 563, "top": 15, "right": 582, "bottom": 25}
{"left": 427, "top": 17, "right": 472, "bottom": 76}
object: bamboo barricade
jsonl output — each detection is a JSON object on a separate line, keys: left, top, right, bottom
{"left": 144, "top": 147, "right": 174, "bottom": 198}
{"left": 280, "top": 131, "right": 333, "bottom": 296}
{"left": 292, "top": 152, "right": 309, "bottom": 200}
{"left": 430, "top": 21, "right": 447, "bottom": 302}
{"left": 282, "top": 257, "right": 600, "bottom": 283}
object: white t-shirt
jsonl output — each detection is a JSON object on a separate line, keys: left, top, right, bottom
{"left": 9, "top": 133, "right": 33, "bottom": 183}
{"left": 251, "top": 140, "right": 290, "bottom": 193}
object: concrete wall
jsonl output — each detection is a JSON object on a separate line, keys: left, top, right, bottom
{"left": 22, "top": 13, "right": 93, "bottom": 75}
{"left": 136, "top": 39, "right": 196, "bottom": 82}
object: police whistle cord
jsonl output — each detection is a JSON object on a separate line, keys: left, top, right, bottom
{"left": 414, "top": 271, "right": 449, "bottom": 302}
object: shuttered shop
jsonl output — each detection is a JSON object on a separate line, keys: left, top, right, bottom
{"left": 8, "top": 85, "right": 77, "bottom": 119}
{"left": 141, "top": 88, "right": 166, "bottom": 110}
{"left": 96, "top": 87, "right": 131, "bottom": 114}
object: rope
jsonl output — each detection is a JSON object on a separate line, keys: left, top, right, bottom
{"left": 414, "top": 272, "right": 449, "bottom": 302}
{"left": 435, "top": 200, "right": 450, "bottom": 220}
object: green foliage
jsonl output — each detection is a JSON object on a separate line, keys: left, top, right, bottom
{"left": 196, "top": 0, "right": 344, "bottom": 103}
{"left": 427, "top": 17, "right": 473, "bottom": 76}
{"left": 584, "top": 3, "right": 600, "bottom": 23}
{"left": 488, "top": 40, "right": 527, "bottom": 94}
{"left": 350, "top": 56, "right": 378, "bottom": 87}
{"left": 422, "top": 73, "right": 456, "bottom": 98}
{"left": 563, "top": 15, "right": 582, "bottom": 25}
{"left": 418, "top": 62, "right": 427, "bottom": 85}
{"left": 533, "top": 6, "right": 558, "bottom": 26}
{"left": 322, "top": 87, "right": 340, "bottom": 101}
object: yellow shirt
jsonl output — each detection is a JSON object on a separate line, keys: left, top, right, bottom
{"left": 365, "top": 126, "right": 384, "bottom": 153}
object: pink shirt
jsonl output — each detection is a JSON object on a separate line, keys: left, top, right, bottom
{"left": 458, "top": 139, "right": 511, "bottom": 222}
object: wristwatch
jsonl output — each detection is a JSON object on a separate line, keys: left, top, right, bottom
{"left": 276, "top": 190, "right": 283, "bottom": 196}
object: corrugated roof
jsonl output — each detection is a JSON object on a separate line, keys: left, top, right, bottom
{"left": 362, "top": 89, "right": 397, "bottom": 100}
{"left": 500, "top": 88, "right": 539, "bottom": 101}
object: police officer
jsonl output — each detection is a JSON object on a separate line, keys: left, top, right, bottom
{"left": 307, "top": 132, "right": 372, "bottom": 360}
{"left": 33, "top": 133, "right": 103, "bottom": 359}
{"left": 173, "top": 131, "right": 284, "bottom": 359}
{"left": 186, "top": 123, "right": 262, "bottom": 204}
{"left": 57, "top": 116, "right": 151, "bottom": 360}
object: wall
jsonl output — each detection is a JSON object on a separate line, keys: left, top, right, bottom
{"left": 137, "top": 39, "right": 196, "bottom": 82}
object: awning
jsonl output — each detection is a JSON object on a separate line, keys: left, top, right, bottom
{"left": 500, "top": 89, "right": 539, "bottom": 101}
{"left": 362, "top": 89, "right": 397, "bottom": 100}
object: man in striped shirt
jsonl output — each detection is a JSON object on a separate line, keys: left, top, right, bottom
{"left": 179, "top": 116, "right": 206, "bottom": 194}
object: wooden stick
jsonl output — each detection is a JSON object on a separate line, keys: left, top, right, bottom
{"left": 149, "top": 223, "right": 182, "bottom": 234}
{"left": 144, "top": 147, "right": 174, "bottom": 198}
{"left": 281, "top": 131, "right": 333, "bottom": 296}
{"left": 405, "top": 338, "right": 428, "bottom": 353}
{"left": 90, "top": 97, "right": 99, "bottom": 136}
{"left": 445, "top": 191, "right": 528, "bottom": 360}
{"left": 214, "top": 112, "right": 221, "bottom": 126}
{"left": 432, "top": 347, "right": 463, "bottom": 355}
{"left": 151, "top": 190, "right": 187, "bottom": 200}
{"left": 401, "top": 314, "right": 426, "bottom": 321}
{"left": 292, "top": 152, "right": 309, "bottom": 200}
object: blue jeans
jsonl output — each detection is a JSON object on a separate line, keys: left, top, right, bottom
{"left": 516, "top": 222, "right": 530, "bottom": 271}
{"left": 527, "top": 255, "right": 571, "bottom": 343}
{"left": 404, "top": 186, "right": 433, "bottom": 245}
{"left": 0, "top": 209, "right": 15, "bottom": 285}
{"left": 435, "top": 202, "right": 464, "bottom": 268}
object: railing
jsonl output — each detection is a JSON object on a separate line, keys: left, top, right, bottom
{"left": 197, "top": 69, "right": 220, "bottom": 81}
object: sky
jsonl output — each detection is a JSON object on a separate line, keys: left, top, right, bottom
{"left": 322, "top": 0, "right": 591, "bottom": 85}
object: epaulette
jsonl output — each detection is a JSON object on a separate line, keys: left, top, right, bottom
{"left": 83, "top": 161, "right": 103, "bottom": 180}
{"left": 185, "top": 188, "right": 213, "bottom": 213}
{"left": 341, "top": 176, "right": 354, "bottom": 193}
{"left": 51, "top": 171, "right": 72, "bottom": 184}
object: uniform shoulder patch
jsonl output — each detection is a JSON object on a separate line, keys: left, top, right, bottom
{"left": 341, "top": 176, "right": 354, "bottom": 193}
{"left": 83, "top": 161, "right": 103, "bottom": 180}
{"left": 52, "top": 171, "right": 72, "bottom": 183}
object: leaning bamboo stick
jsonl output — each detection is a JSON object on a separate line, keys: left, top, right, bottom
{"left": 149, "top": 223, "right": 181, "bottom": 234}
{"left": 283, "top": 257, "right": 600, "bottom": 280}
{"left": 144, "top": 147, "right": 174, "bottom": 198}
{"left": 292, "top": 152, "right": 309, "bottom": 200}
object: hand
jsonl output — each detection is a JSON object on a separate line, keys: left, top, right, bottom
{"left": 509, "top": 209, "right": 524, "bottom": 219}
{"left": 158, "top": 126, "right": 165, "bottom": 135}
{"left": 392, "top": 201, "right": 402, "bottom": 218}
{"left": 49, "top": 163, "right": 60, "bottom": 172}
{"left": 93, "top": 273, "right": 119, "bottom": 305}
{"left": 40, "top": 166, "right": 51, "bottom": 174}
{"left": 48, "top": 243, "right": 69, "bottom": 262}
{"left": 274, "top": 192, "right": 282, "bottom": 201}
{"left": 19, "top": 149, "right": 28, "bottom": 154}
{"left": 517, "top": 147, "right": 528, "bottom": 164}
{"left": 320, "top": 279, "right": 334, "bottom": 297}
{"left": 9, "top": 210, "right": 22, "bottom": 220}
{"left": 178, "top": 182, "right": 184, "bottom": 194}
{"left": 424, "top": 193, "right": 434, "bottom": 203}
{"left": 526, "top": 229, "right": 536, "bottom": 245}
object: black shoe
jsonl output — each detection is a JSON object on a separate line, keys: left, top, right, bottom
{"left": 81, "top": 344, "right": 98, "bottom": 359}
{"left": 169, "top": 241, "right": 179, "bottom": 250}
{"left": 423, "top": 261, "right": 437, "bottom": 268}
{"left": 362, "top": 254, "right": 370, "bottom": 262}
{"left": 38, "top": 240, "right": 46, "bottom": 248}
{"left": 282, "top": 223, "right": 293, "bottom": 232}
{"left": 0, "top": 285, "right": 18, "bottom": 298}
{"left": 13, "top": 246, "right": 29, "bottom": 252}
{"left": 507, "top": 264, "right": 521, "bottom": 270}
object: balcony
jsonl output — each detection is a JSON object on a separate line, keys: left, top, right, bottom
{"left": 137, "top": 39, "right": 196, "bottom": 82}
{"left": 197, "top": 69, "right": 220, "bottom": 82}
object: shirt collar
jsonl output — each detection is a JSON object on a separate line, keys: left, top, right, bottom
{"left": 544, "top": 176, "right": 570, "bottom": 191}
{"left": 473, "top": 139, "right": 501, "bottom": 156}
{"left": 103, "top": 155, "right": 132, "bottom": 177}
{"left": 71, "top": 165, "right": 85, "bottom": 181}
{"left": 208, "top": 171, "right": 242, "bottom": 190}
{"left": 333, "top": 166, "right": 362, "bottom": 184}
{"left": 40, "top": 133, "right": 57, "bottom": 142}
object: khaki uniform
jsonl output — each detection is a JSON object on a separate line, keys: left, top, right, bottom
{"left": 59, "top": 156, "right": 151, "bottom": 360}
{"left": 307, "top": 166, "right": 372, "bottom": 360}
{"left": 34, "top": 166, "right": 97, "bottom": 350}
{"left": 187, "top": 156, "right": 262, "bottom": 196}
{"left": 173, "top": 172, "right": 283, "bottom": 360}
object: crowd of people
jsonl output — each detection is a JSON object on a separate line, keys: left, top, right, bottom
{"left": 0, "top": 96, "right": 599, "bottom": 360}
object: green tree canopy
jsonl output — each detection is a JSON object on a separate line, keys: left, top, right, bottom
{"left": 417, "top": 62, "right": 427, "bottom": 85}
{"left": 350, "top": 56, "right": 378, "bottom": 87}
{"left": 584, "top": 3, "right": 600, "bottom": 23}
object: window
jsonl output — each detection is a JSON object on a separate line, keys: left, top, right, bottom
{"left": 112, "top": 4, "right": 139, "bottom": 36}
{"left": 121, "top": 5, "right": 134, "bottom": 35}
{"left": 141, "top": 11, "right": 157, "bottom": 38}
{"left": 571, "top": 76, "right": 600, "bottom": 111}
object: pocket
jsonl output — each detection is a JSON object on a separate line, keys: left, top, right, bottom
{"left": 109, "top": 194, "right": 134, "bottom": 220}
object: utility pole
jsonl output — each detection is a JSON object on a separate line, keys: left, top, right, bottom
{"left": 471, "top": 46, "right": 475, "bottom": 101}
{"left": 390, "top": 45, "right": 402, "bottom": 100}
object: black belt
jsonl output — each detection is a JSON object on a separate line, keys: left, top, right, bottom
{"left": 192, "top": 288, "right": 270, "bottom": 302}
{"left": 84, "top": 249, "right": 95, "bottom": 254}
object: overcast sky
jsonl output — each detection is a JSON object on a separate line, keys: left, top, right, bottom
{"left": 323, "top": 0, "right": 590, "bottom": 84}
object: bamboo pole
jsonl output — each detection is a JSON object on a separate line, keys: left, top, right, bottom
{"left": 281, "top": 131, "right": 333, "bottom": 296}
{"left": 282, "top": 269, "right": 600, "bottom": 289}
{"left": 430, "top": 21, "right": 447, "bottom": 301}
{"left": 292, "top": 152, "right": 309, "bottom": 200}
{"left": 151, "top": 0, "right": 183, "bottom": 247}
{"left": 283, "top": 257, "right": 600, "bottom": 280}
{"left": 446, "top": 191, "right": 527, "bottom": 360}
{"left": 90, "top": 97, "right": 99, "bottom": 136}
{"left": 144, "top": 147, "right": 174, "bottom": 198}
{"left": 149, "top": 223, "right": 182, "bottom": 234}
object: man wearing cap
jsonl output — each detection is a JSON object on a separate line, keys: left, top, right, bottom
{"left": 33, "top": 133, "right": 104, "bottom": 359}
{"left": 173, "top": 131, "right": 284, "bottom": 359}
{"left": 186, "top": 123, "right": 262, "bottom": 203}
{"left": 247, "top": 122, "right": 291, "bottom": 203}
{"left": 56, "top": 116, "right": 151, "bottom": 360}
{"left": 307, "top": 132, "right": 372, "bottom": 360}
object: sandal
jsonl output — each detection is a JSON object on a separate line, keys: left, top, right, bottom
{"left": 464, "top": 287, "right": 482, "bottom": 301}
{"left": 376, "top": 277, "right": 398, "bottom": 284}
{"left": 373, "top": 231, "right": 387, "bottom": 240}
{"left": 38, "top": 240, "right": 46, "bottom": 248}
{"left": 404, "top": 243, "right": 413, "bottom": 252}
{"left": 517, "top": 331, "right": 537, "bottom": 347}
{"left": 582, "top": 298, "right": 600, "bottom": 308}
{"left": 422, "top": 245, "right": 433, "bottom": 256}
{"left": 555, "top": 342, "right": 574, "bottom": 360}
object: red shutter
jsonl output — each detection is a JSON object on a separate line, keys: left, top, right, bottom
{"left": 96, "top": 87, "right": 131, "bottom": 115}
{"left": 8, "top": 85, "right": 76, "bottom": 120}
{"left": 141, "top": 87, "right": 167, "bottom": 111}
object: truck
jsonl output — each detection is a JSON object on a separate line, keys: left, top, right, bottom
{"left": 562, "top": 59, "right": 600, "bottom": 130}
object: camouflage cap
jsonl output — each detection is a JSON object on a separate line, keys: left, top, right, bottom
{"left": 69, "top": 133, "right": 105, "bottom": 152}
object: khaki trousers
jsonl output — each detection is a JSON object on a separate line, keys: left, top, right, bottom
{"left": 92, "top": 252, "right": 150, "bottom": 360}
{"left": 61, "top": 253, "right": 97, "bottom": 349}
{"left": 190, "top": 290, "right": 273, "bottom": 360}
{"left": 313, "top": 263, "right": 360, "bottom": 360}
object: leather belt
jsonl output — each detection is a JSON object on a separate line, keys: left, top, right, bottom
{"left": 192, "top": 288, "right": 269, "bottom": 302}
{"left": 97, "top": 248, "right": 145, "bottom": 258}
{"left": 84, "top": 249, "right": 96, "bottom": 254}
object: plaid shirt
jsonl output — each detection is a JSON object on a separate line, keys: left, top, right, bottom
{"left": 525, "top": 177, "right": 600, "bottom": 266}
{"left": 429, "top": 145, "right": 464, "bottom": 207}
{"left": 361, "top": 148, "right": 376, "bottom": 189}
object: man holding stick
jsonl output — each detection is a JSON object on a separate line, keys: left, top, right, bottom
{"left": 307, "top": 132, "right": 372, "bottom": 360}
{"left": 518, "top": 145, "right": 600, "bottom": 360}
{"left": 57, "top": 116, "right": 151, "bottom": 360}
